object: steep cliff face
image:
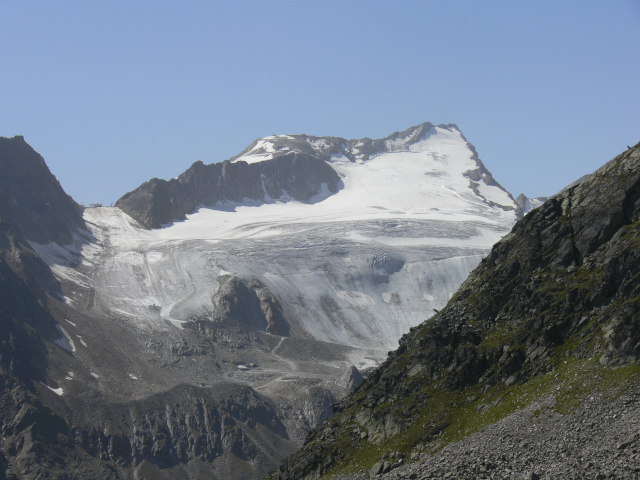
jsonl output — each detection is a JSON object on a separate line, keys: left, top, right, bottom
{"left": 0, "top": 136, "right": 84, "bottom": 245}
{"left": 274, "top": 142, "right": 640, "bottom": 479}
{"left": 64, "top": 384, "right": 296, "bottom": 479}
{"left": 0, "top": 135, "right": 88, "bottom": 379}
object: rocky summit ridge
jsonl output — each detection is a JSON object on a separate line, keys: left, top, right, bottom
{"left": 273, "top": 141, "right": 640, "bottom": 479}
{"left": 115, "top": 122, "right": 516, "bottom": 229}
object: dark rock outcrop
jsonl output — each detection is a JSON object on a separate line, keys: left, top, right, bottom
{"left": 115, "top": 152, "right": 341, "bottom": 229}
{"left": 68, "top": 384, "right": 294, "bottom": 477}
{"left": 372, "top": 253, "right": 405, "bottom": 284}
{"left": 0, "top": 136, "right": 83, "bottom": 369}
{"left": 0, "top": 136, "right": 84, "bottom": 245}
{"left": 273, "top": 142, "right": 640, "bottom": 479}
{"left": 187, "top": 275, "right": 290, "bottom": 338}
{"left": 0, "top": 137, "right": 83, "bottom": 431}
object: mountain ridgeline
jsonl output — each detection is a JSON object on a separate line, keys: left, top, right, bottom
{"left": 115, "top": 122, "right": 516, "bottom": 229}
{"left": 116, "top": 152, "right": 342, "bottom": 229}
{"left": 274, "top": 142, "right": 640, "bottom": 479}
{"left": 0, "top": 135, "right": 86, "bottom": 352}
{"left": 0, "top": 136, "right": 85, "bottom": 245}
{"left": 0, "top": 137, "right": 96, "bottom": 478}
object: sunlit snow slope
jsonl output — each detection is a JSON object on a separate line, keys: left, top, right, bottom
{"left": 40, "top": 123, "right": 517, "bottom": 365}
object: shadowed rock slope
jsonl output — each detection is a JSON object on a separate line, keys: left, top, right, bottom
{"left": 0, "top": 135, "right": 86, "bottom": 385}
{"left": 0, "top": 136, "right": 84, "bottom": 245}
{"left": 115, "top": 152, "right": 342, "bottom": 229}
{"left": 273, "top": 141, "right": 640, "bottom": 479}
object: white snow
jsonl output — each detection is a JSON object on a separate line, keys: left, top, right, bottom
{"left": 39, "top": 381, "right": 63, "bottom": 396}
{"left": 233, "top": 138, "right": 277, "bottom": 164}
{"left": 336, "top": 290, "right": 377, "bottom": 307}
{"left": 29, "top": 232, "right": 94, "bottom": 288}
{"left": 53, "top": 325, "right": 76, "bottom": 353}
{"left": 475, "top": 178, "right": 514, "bottom": 207}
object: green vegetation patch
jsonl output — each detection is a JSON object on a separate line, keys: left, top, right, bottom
{"left": 321, "top": 355, "right": 640, "bottom": 479}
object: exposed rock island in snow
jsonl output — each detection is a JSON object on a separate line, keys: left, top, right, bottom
{"left": 23, "top": 123, "right": 520, "bottom": 479}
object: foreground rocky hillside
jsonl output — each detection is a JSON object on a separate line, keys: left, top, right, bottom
{"left": 273, "top": 141, "right": 640, "bottom": 479}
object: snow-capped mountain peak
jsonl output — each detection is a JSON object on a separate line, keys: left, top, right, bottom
{"left": 229, "top": 123, "right": 515, "bottom": 213}
{"left": 232, "top": 122, "right": 458, "bottom": 164}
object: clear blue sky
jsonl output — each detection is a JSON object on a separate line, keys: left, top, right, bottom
{"left": 1, "top": 1, "right": 638, "bottom": 206}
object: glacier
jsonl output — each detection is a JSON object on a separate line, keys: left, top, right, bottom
{"left": 38, "top": 123, "right": 517, "bottom": 364}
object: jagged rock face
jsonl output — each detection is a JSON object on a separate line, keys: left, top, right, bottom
{"left": 0, "top": 136, "right": 84, "bottom": 245}
{"left": 514, "top": 174, "right": 592, "bottom": 219}
{"left": 189, "top": 275, "right": 290, "bottom": 337}
{"left": 0, "top": 135, "right": 86, "bottom": 389}
{"left": 250, "top": 279, "right": 291, "bottom": 336}
{"left": 0, "top": 141, "right": 98, "bottom": 479}
{"left": 69, "top": 385, "right": 293, "bottom": 475}
{"left": 0, "top": 375, "right": 296, "bottom": 479}
{"left": 0, "top": 252, "right": 55, "bottom": 380}
{"left": 274, "top": 142, "right": 640, "bottom": 479}
{"left": 116, "top": 151, "right": 342, "bottom": 229}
